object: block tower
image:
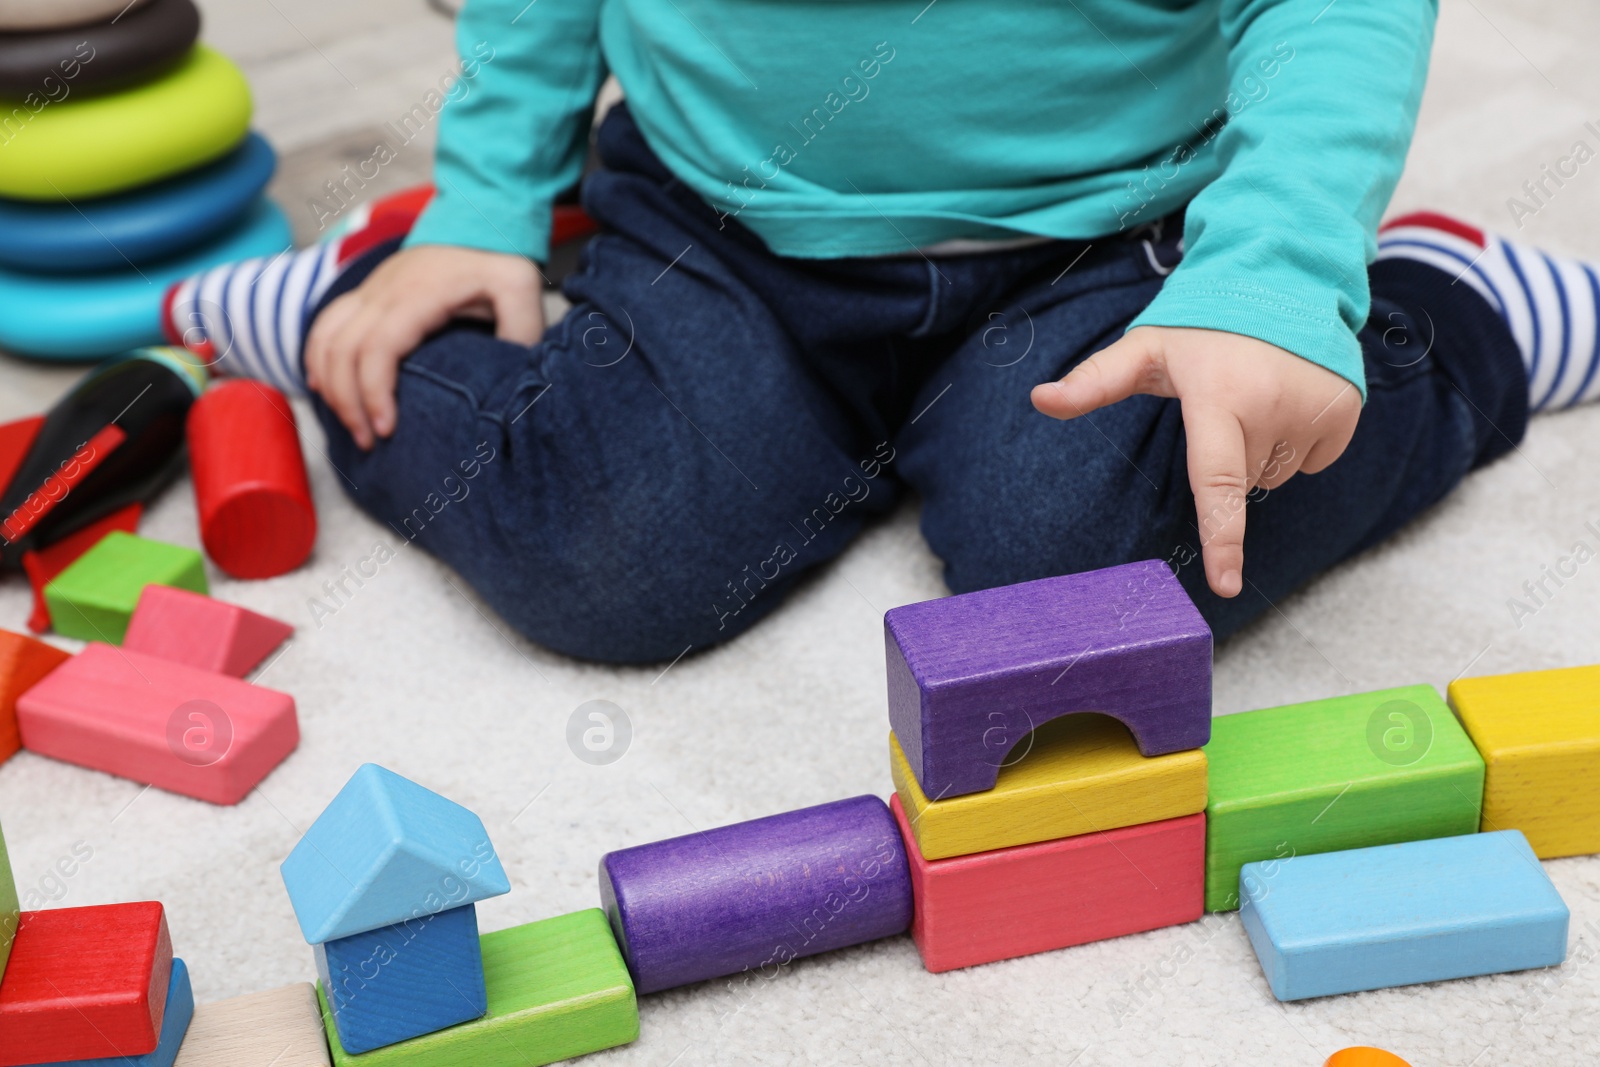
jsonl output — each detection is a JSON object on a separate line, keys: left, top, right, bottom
{"left": 282, "top": 765, "right": 640, "bottom": 1066}
{"left": 279, "top": 764, "right": 511, "bottom": 1056}
{"left": 884, "top": 559, "right": 1214, "bottom": 971}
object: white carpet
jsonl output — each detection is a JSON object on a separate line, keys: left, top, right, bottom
{"left": 4, "top": 2, "right": 1600, "bottom": 1064}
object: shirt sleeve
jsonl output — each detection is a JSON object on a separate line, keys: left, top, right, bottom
{"left": 1128, "top": 0, "right": 1439, "bottom": 399}
{"left": 404, "top": 0, "right": 607, "bottom": 262}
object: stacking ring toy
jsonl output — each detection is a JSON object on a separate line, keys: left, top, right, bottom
{"left": 0, "top": 45, "right": 251, "bottom": 202}
{"left": 0, "top": 0, "right": 151, "bottom": 31}
{"left": 0, "top": 0, "right": 200, "bottom": 95}
{"left": 0, "top": 132, "right": 276, "bottom": 272}
{"left": 0, "top": 199, "right": 291, "bottom": 360}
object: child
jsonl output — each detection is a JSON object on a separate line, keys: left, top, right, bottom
{"left": 170, "top": 0, "right": 1595, "bottom": 664}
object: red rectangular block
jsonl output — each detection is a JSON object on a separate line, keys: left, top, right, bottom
{"left": 0, "top": 901, "right": 172, "bottom": 1066}
{"left": 891, "top": 795, "right": 1204, "bottom": 973}
{"left": 16, "top": 643, "right": 300, "bottom": 805}
{"left": 123, "top": 585, "right": 293, "bottom": 678}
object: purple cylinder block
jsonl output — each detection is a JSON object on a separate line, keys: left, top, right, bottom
{"left": 599, "top": 795, "right": 913, "bottom": 994}
{"left": 886, "top": 559, "right": 1213, "bottom": 801}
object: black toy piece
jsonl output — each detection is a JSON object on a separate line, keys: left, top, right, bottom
{"left": 0, "top": 349, "right": 202, "bottom": 569}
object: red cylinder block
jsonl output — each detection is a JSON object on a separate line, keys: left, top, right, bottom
{"left": 187, "top": 380, "right": 316, "bottom": 579}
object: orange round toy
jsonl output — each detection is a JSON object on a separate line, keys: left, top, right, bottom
{"left": 1324, "top": 1048, "right": 1412, "bottom": 1067}
{"left": 187, "top": 380, "right": 316, "bottom": 579}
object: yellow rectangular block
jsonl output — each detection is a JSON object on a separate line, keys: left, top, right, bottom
{"left": 173, "top": 983, "right": 332, "bottom": 1067}
{"left": 1449, "top": 663, "right": 1600, "bottom": 858}
{"left": 889, "top": 713, "right": 1207, "bottom": 860}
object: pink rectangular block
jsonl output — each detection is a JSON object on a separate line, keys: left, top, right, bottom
{"left": 891, "top": 795, "right": 1204, "bottom": 973}
{"left": 123, "top": 585, "right": 292, "bottom": 677}
{"left": 16, "top": 643, "right": 299, "bottom": 805}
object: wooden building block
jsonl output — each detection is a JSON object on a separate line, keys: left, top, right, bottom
{"left": 886, "top": 560, "right": 1211, "bottom": 801}
{"left": 123, "top": 585, "right": 292, "bottom": 678}
{"left": 0, "top": 819, "right": 15, "bottom": 980}
{"left": 49, "top": 958, "right": 195, "bottom": 1067}
{"left": 1324, "top": 1049, "right": 1413, "bottom": 1067}
{"left": 599, "top": 795, "right": 912, "bottom": 994}
{"left": 316, "top": 904, "right": 487, "bottom": 1055}
{"left": 21, "top": 503, "right": 143, "bottom": 633}
{"left": 280, "top": 764, "right": 510, "bottom": 945}
{"left": 1205, "top": 685, "right": 1485, "bottom": 911}
{"left": 44, "top": 531, "right": 206, "bottom": 644}
{"left": 1449, "top": 664, "right": 1600, "bottom": 858}
{"left": 172, "top": 983, "right": 331, "bottom": 1067}
{"left": 890, "top": 714, "right": 1207, "bottom": 860}
{"left": 319, "top": 909, "right": 637, "bottom": 1067}
{"left": 0, "top": 629, "right": 70, "bottom": 766}
{"left": 0, "top": 901, "right": 172, "bottom": 1065}
{"left": 15, "top": 643, "right": 299, "bottom": 806}
{"left": 892, "top": 795, "right": 1204, "bottom": 973}
{"left": 1240, "top": 830, "right": 1568, "bottom": 1001}
{"left": 0, "top": 416, "right": 44, "bottom": 492}
{"left": 188, "top": 380, "right": 318, "bottom": 579}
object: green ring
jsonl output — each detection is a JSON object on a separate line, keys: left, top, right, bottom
{"left": 0, "top": 45, "right": 252, "bottom": 201}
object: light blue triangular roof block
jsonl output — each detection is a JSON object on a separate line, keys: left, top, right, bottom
{"left": 280, "top": 763, "right": 511, "bottom": 944}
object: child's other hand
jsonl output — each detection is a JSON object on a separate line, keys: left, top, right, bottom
{"left": 305, "top": 245, "right": 544, "bottom": 450}
{"left": 1030, "top": 326, "right": 1361, "bottom": 599}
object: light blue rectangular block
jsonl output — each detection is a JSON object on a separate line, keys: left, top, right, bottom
{"left": 1240, "top": 830, "right": 1569, "bottom": 1001}
{"left": 45, "top": 957, "right": 194, "bottom": 1067}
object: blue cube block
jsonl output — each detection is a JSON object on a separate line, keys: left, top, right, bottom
{"left": 315, "top": 902, "right": 489, "bottom": 1054}
{"left": 46, "top": 957, "right": 194, "bottom": 1067}
{"left": 1240, "top": 830, "right": 1569, "bottom": 1001}
{"left": 281, "top": 763, "right": 511, "bottom": 945}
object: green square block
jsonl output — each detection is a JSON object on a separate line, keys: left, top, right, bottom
{"left": 1204, "top": 684, "right": 1485, "bottom": 911}
{"left": 1, "top": 818, "right": 18, "bottom": 979}
{"left": 44, "top": 531, "right": 207, "bottom": 644}
{"left": 320, "top": 909, "right": 638, "bottom": 1067}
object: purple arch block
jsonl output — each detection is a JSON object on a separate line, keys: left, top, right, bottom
{"left": 598, "top": 795, "right": 912, "bottom": 994}
{"left": 886, "top": 559, "right": 1212, "bottom": 801}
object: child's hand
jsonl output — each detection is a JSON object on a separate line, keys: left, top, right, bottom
{"left": 1031, "top": 326, "right": 1362, "bottom": 599}
{"left": 305, "top": 245, "right": 544, "bottom": 449}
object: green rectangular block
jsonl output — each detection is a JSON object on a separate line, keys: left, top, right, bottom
{"left": 321, "top": 909, "right": 638, "bottom": 1067}
{"left": 1204, "top": 684, "right": 1485, "bottom": 911}
{"left": 44, "top": 530, "right": 207, "bottom": 644}
{"left": 1, "top": 817, "right": 18, "bottom": 979}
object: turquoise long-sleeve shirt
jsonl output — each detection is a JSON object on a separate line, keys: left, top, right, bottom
{"left": 408, "top": 0, "right": 1438, "bottom": 395}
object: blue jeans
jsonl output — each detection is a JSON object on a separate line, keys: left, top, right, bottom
{"left": 312, "top": 105, "right": 1527, "bottom": 664}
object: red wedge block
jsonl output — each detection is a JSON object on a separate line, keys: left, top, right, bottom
{"left": 123, "top": 585, "right": 292, "bottom": 678}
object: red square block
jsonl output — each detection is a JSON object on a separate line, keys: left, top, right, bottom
{"left": 891, "top": 795, "right": 1204, "bottom": 973}
{"left": 16, "top": 643, "right": 299, "bottom": 805}
{"left": 123, "top": 585, "right": 293, "bottom": 677}
{"left": 0, "top": 901, "right": 172, "bottom": 1066}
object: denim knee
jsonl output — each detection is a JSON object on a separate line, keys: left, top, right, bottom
{"left": 494, "top": 532, "right": 793, "bottom": 665}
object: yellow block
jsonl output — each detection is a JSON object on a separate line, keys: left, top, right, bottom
{"left": 889, "top": 714, "right": 1207, "bottom": 860}
{"left": 1449, "top": 663, "right": 1600, "bottom": 858}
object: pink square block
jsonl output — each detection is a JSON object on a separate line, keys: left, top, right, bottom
{"left": 892, "top": 795, "right": 1204, "bottom": 973}
{"left": 123, "top": 585, "right": 292, "bottom": 677}
{"left": 16, "top": 643, "right": 299, "bottom": 805}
